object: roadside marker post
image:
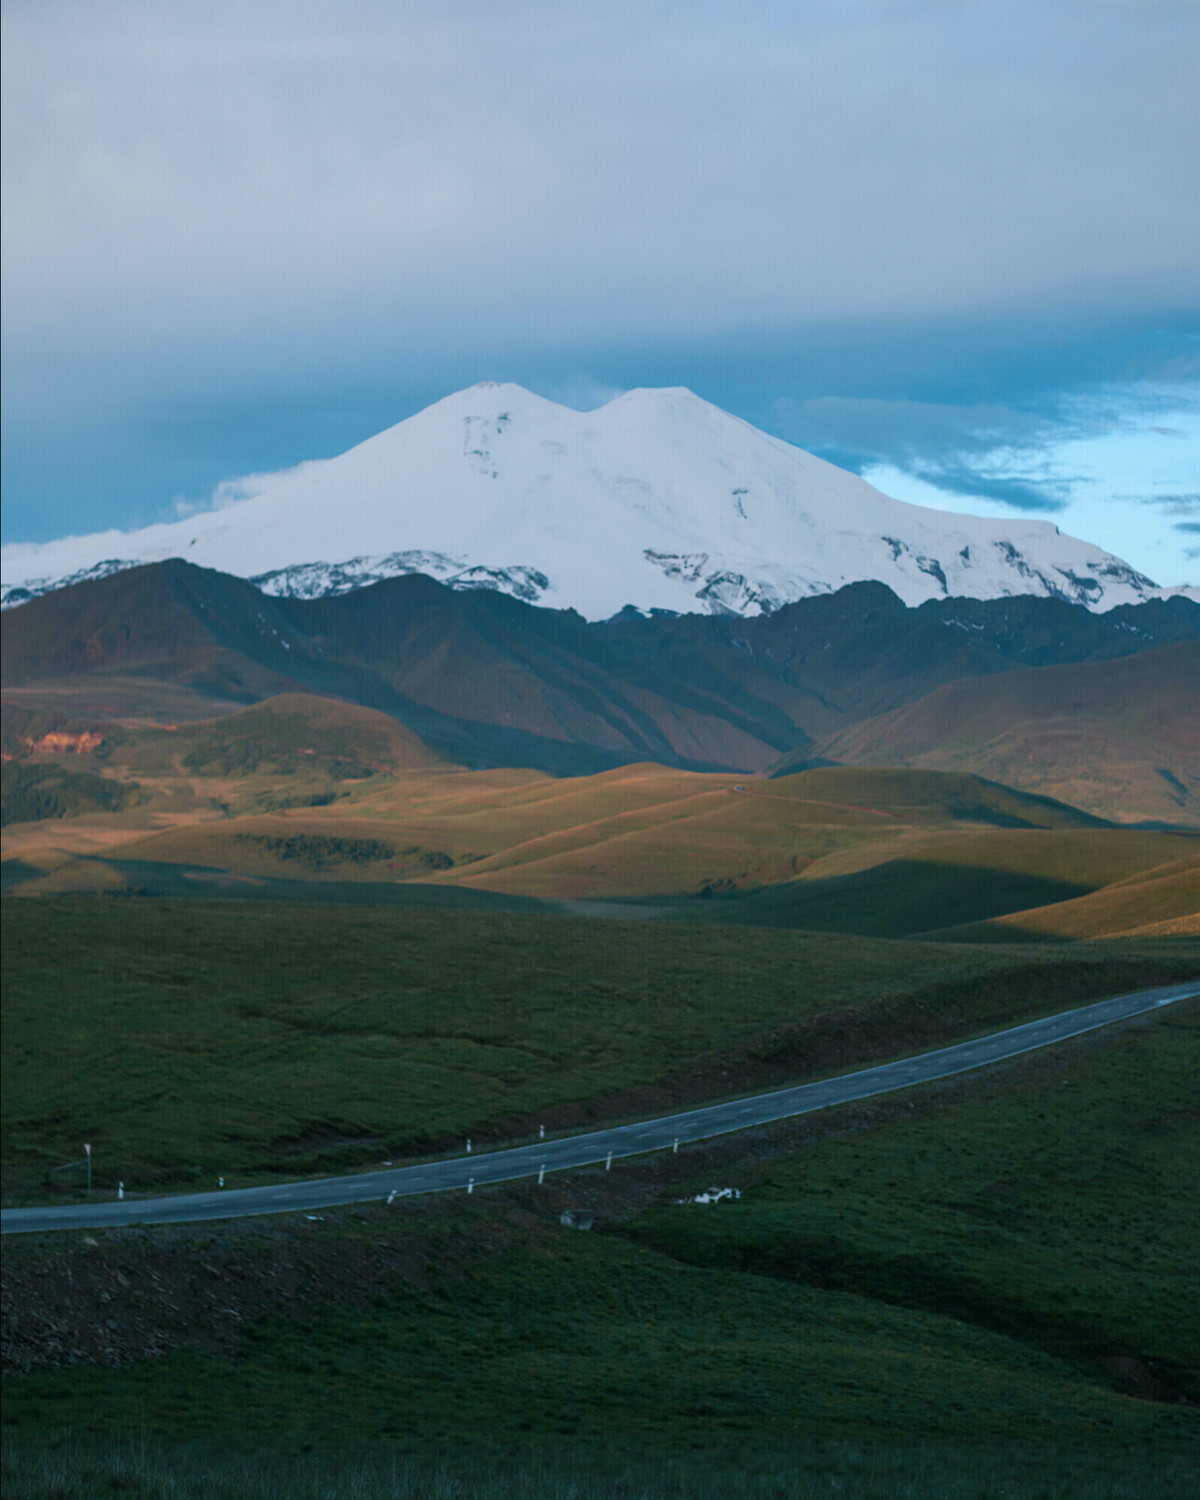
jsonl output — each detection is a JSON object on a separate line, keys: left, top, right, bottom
{"left": 538, "top": 1165, "right": 546, "bottom": 1185}
{"left": 83, "top": 1143, "right": 92, "bottom": 1195}
{"left": 118, "top": 1183, "right": 124, "bottom": 1201}
{"left": 539, "top": 1125, "right": 545, "bottom": 1139}
{"left": 466, "top": 1140, "right": 472, "bottom": 1154}
{"left": 605, "top": 1151, "right": 613, "bottom": 1171}
{"left": 673, "top": 1138, "right": 679, "bottom": 1154}
{"left": 467, "top": 1178, "right": 474, "bottom": 1194}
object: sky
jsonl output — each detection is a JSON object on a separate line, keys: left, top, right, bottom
{"left": 3, "top": 0, "right": 1198, "bottom": 584}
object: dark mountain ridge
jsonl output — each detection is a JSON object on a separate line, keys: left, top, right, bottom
{"left": 4, "top": 560, "right": 1197, "bottom": 777}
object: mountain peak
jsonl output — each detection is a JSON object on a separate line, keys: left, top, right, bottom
{"left": 4, "top": 382, "right": 1195, "bottom": 619}
{"left": 607, "top": 385, "right": 708, "bottom": 406}
{"left": 418, "top": 380, "right": 567, "bottom": 420}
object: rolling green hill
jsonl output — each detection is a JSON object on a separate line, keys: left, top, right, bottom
{"left": 5, "top": 897, "right": 1193, "bottom": 1185}
{"left": 7, "top": 749, "right": 1192, "bottom": 938}
{"left": 170, "top": 693, "right": 449, "bottom": 778}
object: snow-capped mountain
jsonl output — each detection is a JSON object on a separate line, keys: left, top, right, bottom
{"left": 3, "top": 383, "right": 1194, "bottom": 617}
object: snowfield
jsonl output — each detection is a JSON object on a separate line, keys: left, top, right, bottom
{"left": 3, "top": 383, "right": 1195, "bottom": 616}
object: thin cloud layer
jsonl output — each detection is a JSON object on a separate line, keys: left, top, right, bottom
{"left": 1, "top": 1, "right": 1198, "bottom": 579}
{"left": 770, "top": 396, "right": 1081, "bottom": 511}
{"left": 1130, "top": 491, "right": 1200, "bottom": 557}
{"left": 4, "top": 1, "right": 1196, "bottom": 362}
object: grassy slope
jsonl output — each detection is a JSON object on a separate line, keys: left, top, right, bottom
{"left": 160, "top": 693, "right": 449, "bottom": 775}
{"left": 4, "top": 753, "right": 1194, "bottom": 935}
{"left": 420, "top": 768, "right": 1109, "bottom": 901}
{"left": 7, "top": 1435, "right": 1198, "bottom": 1500}
{"left": 7, "top": 1231, "right": 1190, "bottom": 1450}
{"left": 3, "top": 898, "right": 1198, "bottom": 1188}
{"left": 626, "top": 1004, "right": 1200, "bottom": 1391}
{"left": 0, "top": 762, "right": 143, "bottom": 827}
{"left": 919, "top": 855, "right": 1200, "bottom": 942}
{"left": 681, "top": 828, "right": 1199, "bottom": 939}
{"left": 4, "top": 1002, "right": 1198, "bottom": 1480}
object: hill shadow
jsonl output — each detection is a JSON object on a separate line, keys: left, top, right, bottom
{"left": 0, "top": 859, "right": 46, "bottom": 894}
{"left": 52, "top": 858, "right": 569, "bottom": 915}
{"left": 669, "top": 858, "right": 1098, "bottom": 939}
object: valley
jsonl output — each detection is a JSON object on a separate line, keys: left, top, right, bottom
{"left": 4, "top": 685, "right": 1197, "bottom": 939}
{"left": 7, "top": 6, "right": 1199, "bottom": 1492}
{"left": 3, "top": 566, "right": 1198, "bottom": 1496}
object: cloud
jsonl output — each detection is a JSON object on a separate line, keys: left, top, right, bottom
{"left": 172, "top": 459, "right": 332, "bottom": 519}
{"left": 1144, "top": 493, "right": 1200, "bottom": 515}
{"left": 1, "top": 0, "right": 1197, "bottom": 569}
{"left": 770, "top": 395, "right": 1082, "bottom": 511}
{"left": 1113, "top": 492, "right": 1200, "bottom": 535}
{"left": 771, "top": 397, "right": 1062, "bottom": 459}
{"left": 898, "top": 466, "right": 1072, "bottom": 514}
{"left": 3, "top": 0, "right": 1197, "bottom": 376}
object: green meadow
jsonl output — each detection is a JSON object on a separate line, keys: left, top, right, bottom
{"left": 4, "top": 897, "right": 1196, "bottom": 1187}
{"left": 3, "top": 991, "right": 1197, "bottom": 1495}
{"left": 628, "top": 1003, "right": 1200, "bottom": 1393}
{"left": 6, "top": 1435, "right": 1199, "bottom": 1500}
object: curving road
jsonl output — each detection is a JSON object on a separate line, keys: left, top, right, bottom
{"left": 3, "top": 981, "right": 1195, "bottom": 1235}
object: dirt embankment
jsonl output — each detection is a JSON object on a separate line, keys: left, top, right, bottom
{"left": 0, "top": 1184, "right": 620, "bottom": 1379}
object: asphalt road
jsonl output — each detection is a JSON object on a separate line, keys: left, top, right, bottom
{"left": 4, "top": 980, "right": 1195, "bottom": 1235}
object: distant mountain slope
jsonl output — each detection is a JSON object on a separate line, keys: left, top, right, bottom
{"left": 5, "top": 382, "right": 1195, "bottom": 617}
{"left": 598, "top": 585, "right": 1200, "bottom": 741}
{"left": 788, "top": 642, "right": 1200, "bottom": 825}
{"left": 0, "top": 694, "right": 455, "bottom": 832}
{"left": 1, "top": 561, "right": 788, "bottom": 774}
{"left": 4, "top": 562, "right": 1198, "bottom": 777}
{"left": 167, "top": 694, "right": 450, "bottom": 777}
